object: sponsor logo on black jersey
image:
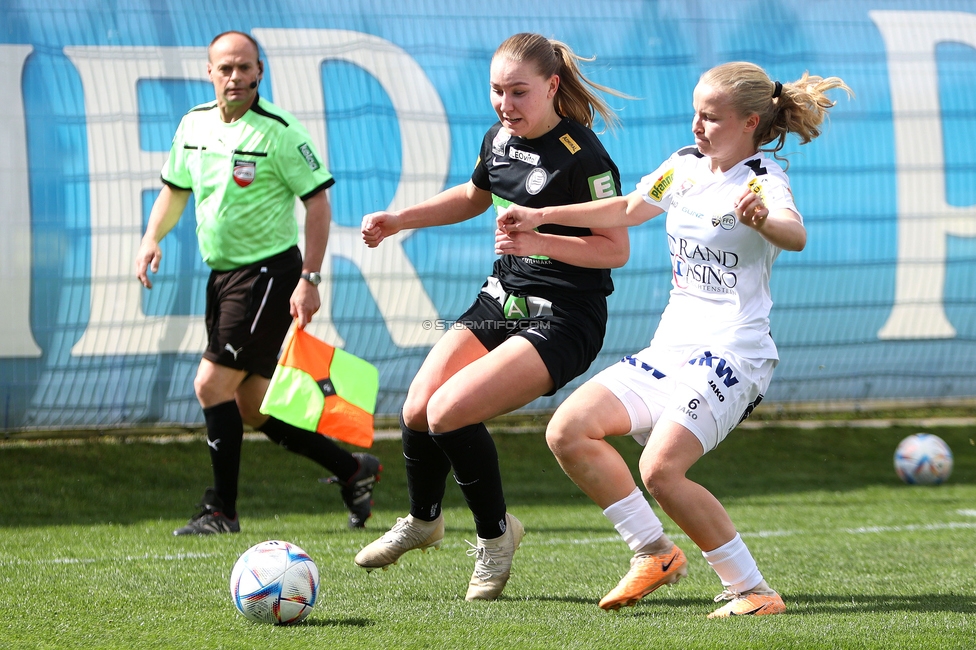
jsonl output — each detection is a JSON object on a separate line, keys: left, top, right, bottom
{"left": 525, "top": 167, "right": 548, "bottom": 195}
{"left": 588, "top": 172, "right": 617, "bottom": 200}
{"left": 509, "top": 147, "right": 541, "bottom": 166}
{"left": 491, "top": 129, "right": 511, "bottom": 157}
{"left": 559, "top": 134, "right": 581, "bottom": 154}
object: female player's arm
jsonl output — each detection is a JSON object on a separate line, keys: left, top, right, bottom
{"left": 734, "top": 187, "right": 806, "bottom": 251}
{"left": 494, "top": 226, "right": 630, "bottom": 268}
{"left": 362, "top": 181, "right": 493, "bottom": 248}
{"left": 498, "top": 191, "right": 662, "bottom": 233}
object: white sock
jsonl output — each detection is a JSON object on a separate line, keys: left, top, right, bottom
{"left": 701, "top": 533, "right": 763, "bottom": 594}
{"left": 602, "top": 487, "right": 665, "bottom": 553}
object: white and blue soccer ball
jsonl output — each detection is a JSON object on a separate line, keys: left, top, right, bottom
{"left": 893, "top": 433, "right": 953, "bottom": 485}
{"left": 230, "top": 540, "right": 319, "bottom": 625}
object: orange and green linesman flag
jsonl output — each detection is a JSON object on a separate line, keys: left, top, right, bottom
{"left": 260, "top": 326, "right": 379, "bottom": 448}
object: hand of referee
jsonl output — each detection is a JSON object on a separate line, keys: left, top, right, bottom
{"left": 290, "top": 281, "right": 321, "bottom": 329}
{"left": 135, "top": 238, "right": 162, "bottom": 289}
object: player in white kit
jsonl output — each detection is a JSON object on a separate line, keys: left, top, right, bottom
{"left": 497, "top": 61, "right": 851, "bottom": 617}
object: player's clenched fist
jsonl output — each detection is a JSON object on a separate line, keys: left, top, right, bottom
{"left": 494, "top": 227, "right": 544, "bottom": 257}
{"left": 361, "top": 211, "right": 401, "bottom": 248}
{"left": 734, "top": 187, "right": 769, "bottom": 231}
{"left": 495, "top": 204, "right": 542, "bottom": 234}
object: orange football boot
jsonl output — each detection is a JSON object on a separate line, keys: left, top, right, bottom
{"left": 708, "top": 589, "right": 786, "bottom": 618}
{"left": 599, "top": 545, "right": 688, "bottom": 610}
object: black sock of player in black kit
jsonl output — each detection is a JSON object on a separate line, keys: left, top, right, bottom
{"left": 401, "top": 412, "right": 452, "bottom": 522}
{"left": 203, "top": 400, "right": 244, "bottom": 519}
{"left": 431, "top": 422, "right": 507, "bottom": 539}
{"left": 259, "top": 416, "right": 358, "bottom": 482}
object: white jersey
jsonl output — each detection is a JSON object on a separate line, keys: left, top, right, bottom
{"left": 636, "top": 147, "right": 799, "bottom": 361}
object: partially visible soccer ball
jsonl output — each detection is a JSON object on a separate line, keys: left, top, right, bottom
{"left": 230, "top": 540, "right": 319, "bottom": 625}
{"left": 893, "top": 433, "right": 953, "bottom": 485}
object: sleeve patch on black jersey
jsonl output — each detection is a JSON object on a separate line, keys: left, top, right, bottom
{"left": 559, "top": 134, "right": 581, "bottom": 154}
{"left": 589, "top": 172, "right": 617, "bottom": 200}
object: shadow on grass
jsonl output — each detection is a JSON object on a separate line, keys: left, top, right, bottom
{"left": 597, "top": 593, "right": 976, "bottom": 616}
{"left": 514, "top": 594, "right": 600, "bottom": 605}
{"left": 0, "top": 425, "right": 971, "bottom": 528}
{"left": 785, "top": 593, "right": 976, "bottom": 615}
{"left": 299, "top": 616, "right": 374, "bottom": 628}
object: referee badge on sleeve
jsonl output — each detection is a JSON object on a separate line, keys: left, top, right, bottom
{"left": 233, "top": 159, "right": 256, "bottom": 187}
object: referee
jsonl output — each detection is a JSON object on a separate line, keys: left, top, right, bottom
{"left": 135, "top": 31, "right": 381, "bottom": 534}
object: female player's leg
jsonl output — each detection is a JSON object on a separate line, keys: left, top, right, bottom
{"left": 424, "top": 334, "right": 553, "bottom": 600}
{"left": 547, "top": 381, "right": 689, "bottom": 610}
{"left": 402, "top": 326, "right": 492, "bottom": 432}
{"left": 426, "top": 334, "right": 553, "bottom": 433}
{"left": 639, "top": 420, "right": 734, "bottom": 551}
{"left": 545, "top": 381, "right": 636, "bottom": 508}
{"left": 355, "top": 328, "right": 491, "bottom": 571}
{"left": 641, "top": 420, "right": 785, "bottom": 617}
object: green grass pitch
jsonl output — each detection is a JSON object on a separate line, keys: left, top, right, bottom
{"left": 1, "top": 424, "right": 973, "bottom": 649}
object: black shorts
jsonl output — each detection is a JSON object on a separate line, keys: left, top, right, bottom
{"left": 456, "top": 278, "right": 607, "bottom": 395}
{"left": 203, "top": 246, "right": 302, "bottom": 378}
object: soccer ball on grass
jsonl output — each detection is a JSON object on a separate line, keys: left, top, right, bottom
{"left": 893, "top": 433, "right": 953, "bottom": 485}
{"left": 230, "top": 540, "right": 319, "bottom": 624}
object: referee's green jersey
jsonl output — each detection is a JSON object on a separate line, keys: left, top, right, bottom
{"left": 161, "top": 95, "right": 334, "bottom": 270}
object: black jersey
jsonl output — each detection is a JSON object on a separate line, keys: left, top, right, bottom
{"left": 471, "top": 119, "right": 622, "bottom": 298}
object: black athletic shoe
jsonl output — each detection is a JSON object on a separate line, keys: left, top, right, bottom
{"left": 173, "top": 488, "right": 240, "bottom": 536}
{"left": 324, "top": 453, "right": 382, "bottom": 528}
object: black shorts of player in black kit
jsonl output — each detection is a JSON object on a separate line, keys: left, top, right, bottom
{"left": 203, "top": 245, "right": 302, "bottom": 378}
{"left": 456, "top": 277, "right": 607, "bottom": 395}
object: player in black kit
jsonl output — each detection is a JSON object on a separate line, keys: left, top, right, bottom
{"left": 357, "top": 32, "right": 630, "bottom": 601}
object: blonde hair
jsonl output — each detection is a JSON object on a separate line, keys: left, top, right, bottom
{"left": 493, "top": 32, "right": 629, "bottom": 132}
{"left": 700, "top": 62, "right": 853, "bottom": 166}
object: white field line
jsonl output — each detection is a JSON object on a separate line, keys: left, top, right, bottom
{"left": 5, "top": 515, "right": 976, "bottom": 566}
{"left": 477, "top": 518, "right": 976, "bottom": 548}
{"left": 843, "top": 522, "right": 976, "bottom": 534}
{"left": 0, "top": 552, "right": 216, "bottom": 567}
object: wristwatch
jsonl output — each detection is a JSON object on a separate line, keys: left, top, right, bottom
{"left": 301, "top": 272, "right": 322, "bottom": 287}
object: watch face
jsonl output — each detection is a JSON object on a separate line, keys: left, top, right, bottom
{"left": 303, "top": 272, "right": 321, "bottom": 286}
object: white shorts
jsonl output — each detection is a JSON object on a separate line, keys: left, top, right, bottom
{"left": 587, "top": 343, "right": 776, "bottom": 453}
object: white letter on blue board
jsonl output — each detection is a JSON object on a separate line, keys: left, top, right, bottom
{"left": 871, "top": 10, "right": 976, "bottom": 339}
{"left": 0, "top": 45, "right": 42, "bottom": 358}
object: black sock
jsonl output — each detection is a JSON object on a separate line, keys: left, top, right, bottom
{"left": 203, "top": 400, "right": 244, "bottom": 519}
{"left": 401, "top": 412, "right": 452, "bottom": 521}
{"left": 259, "top": 416, "right": 358, "bottom": 482}
{"left": 431, "top": 422, "right": 506, "bottom": 539}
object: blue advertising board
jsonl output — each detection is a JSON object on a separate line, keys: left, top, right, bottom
{"left": 1, "top": 1, "right": 974, "bottom": 429}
